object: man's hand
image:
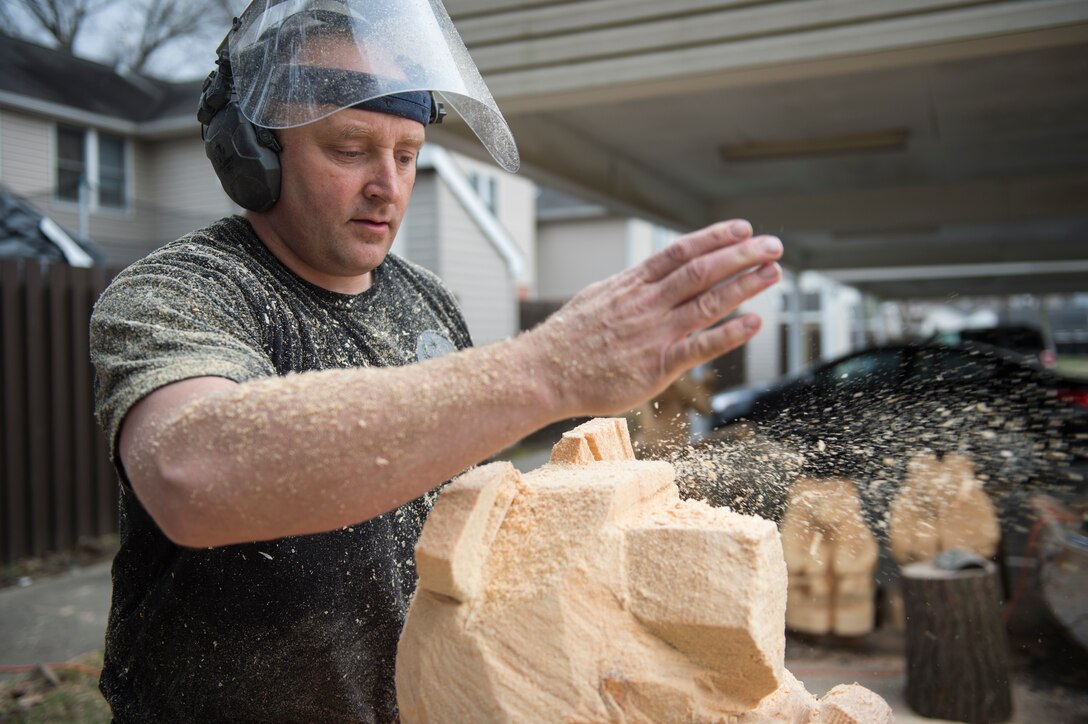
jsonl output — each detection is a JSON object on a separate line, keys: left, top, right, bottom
{"left": 526, "top": 219, "right": 782, "bottom": 417}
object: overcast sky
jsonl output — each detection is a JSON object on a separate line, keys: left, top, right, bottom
{"left": 7, "top": 1, "right": 235, "bottom": 81}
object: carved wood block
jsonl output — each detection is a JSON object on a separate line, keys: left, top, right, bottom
{"left": 397, "top": 419, "right": 891, "bottom": 722}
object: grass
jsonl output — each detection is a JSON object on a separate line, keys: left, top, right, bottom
{"left": 0, "top": 651, "right": 109, "bottom": 723}
{"left": 1056, "top": 355, "right": 1088, "bottom": 380}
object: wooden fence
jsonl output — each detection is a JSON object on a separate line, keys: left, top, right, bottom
{"left": 1, "top": 259, "right": 119, "bottom": 564}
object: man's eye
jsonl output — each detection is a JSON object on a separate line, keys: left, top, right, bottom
{"left": 339, "top": 150, "right": 362, "bottom": 159}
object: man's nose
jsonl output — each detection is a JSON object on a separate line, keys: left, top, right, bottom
{"left": 363, "top": 156, "right": 402, "bottom": 203}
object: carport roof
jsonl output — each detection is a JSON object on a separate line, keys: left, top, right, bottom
{"left": 434, "top": 0, "right": 1088, "bottom": 301}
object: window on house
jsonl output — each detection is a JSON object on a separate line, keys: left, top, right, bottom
{"left": 468, "top": 171, "right": 498, "bottom": 215}
{"left": 56, "top": 124, "right": 86, "bottom": 202}
{"left": 55, "top": 126, "right": 128, "bottom": 208}
{"left": 98, "top": 133, "right": 127, "bottom": 208}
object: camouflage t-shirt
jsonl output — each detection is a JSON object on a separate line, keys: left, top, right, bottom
{"left": 90, "top": 215, "right": 471, "bottom": 723}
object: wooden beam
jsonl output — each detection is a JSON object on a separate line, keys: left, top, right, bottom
{"left": 468, "top": 0, "right": 971, "bottom": 69}
{"left": 474, "top": 4, "right": 1088, "bottom": 113}
{"left": 795, "top": 236, "right": 1088, "bottom": 271}
{"left": 453, "top": 0, "right": 756, "bottom": 46}
{"left": 714, "top": 172, "right": 1088, "bottom": 238}
{"left": 850, "top": 272, "right": 1088, "bottom": 299}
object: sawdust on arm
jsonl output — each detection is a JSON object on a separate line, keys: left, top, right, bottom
{"left": 122, "top": 337, "right": 559, "bottom": 547}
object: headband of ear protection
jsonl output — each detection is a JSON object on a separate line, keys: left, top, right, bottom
{"left": 197, "top": 18, "right": 445, "bottom": 212}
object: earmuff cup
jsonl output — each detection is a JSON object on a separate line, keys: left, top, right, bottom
{"left": 203, "top": 103, "right": 282, "bottom": 212}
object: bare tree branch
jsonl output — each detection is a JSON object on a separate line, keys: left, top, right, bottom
{"left": 0, "top": 6, "right": 20, "bottom": 35}
{"left": 115, "top": 0, "right": 244, "bottom": 74}
{"left": 5, "top": 0, "right": 245, "bottom": 75}
{"left": 8, "top": 0, "right": 113, "bottom": 52}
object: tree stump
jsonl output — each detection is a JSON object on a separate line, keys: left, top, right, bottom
{"left": 901, "top": 556, "right": 1012, "bottom": 723}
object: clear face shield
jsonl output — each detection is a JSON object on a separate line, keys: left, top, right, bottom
{"left": 231, "top": 0, "right": 519, "bottom": 172}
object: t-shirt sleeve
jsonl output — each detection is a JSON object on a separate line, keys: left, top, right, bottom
{"left": 90, "top": 249, "right": 277, "bottom": 465}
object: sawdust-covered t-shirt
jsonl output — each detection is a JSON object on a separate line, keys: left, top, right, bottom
{"left": 90, "top": 216, "right": 472, "bottom": 723}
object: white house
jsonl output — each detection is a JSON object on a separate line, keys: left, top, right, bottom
{"left": 0, "top": 32, "right": 529, "bottom": 345}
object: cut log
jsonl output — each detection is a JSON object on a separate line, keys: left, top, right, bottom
{"left": 549, "top": 417, "right": 635, "bottom": 464}
{"left": 901, "top": 558, "right": 1012, "bottom": 723}
{"left": 414, "top": 462, "right": 520, "bottom": 602}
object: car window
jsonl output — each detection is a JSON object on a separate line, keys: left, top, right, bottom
{"left": 819, "top": 350, "right": 904, "bottom": 387}
{"left": 913, "top": 348, "right": 999, "bottom": 384}
{"left": 959, "top": 327, "right": 1044, "bottom": 355}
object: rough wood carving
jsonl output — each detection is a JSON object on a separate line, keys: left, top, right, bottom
{"left": 889, "top": 452, "right": 1000, "bottom": 565}
{"left": 396, "top": 418, "right": 892, "bottom": 722}
{"left": 779, "top": 478, "right": 879, "bottom": 636}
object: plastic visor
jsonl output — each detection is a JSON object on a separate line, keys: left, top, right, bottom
{"left": 231, "top": 0, "right": 519, "bottom": 172}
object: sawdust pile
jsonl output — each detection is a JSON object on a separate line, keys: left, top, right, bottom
{"left": 395, "top": 419, "right": 892, "bottom": 722}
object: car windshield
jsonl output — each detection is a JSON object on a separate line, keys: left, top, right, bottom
{"left": 914, "top": 347, "right": 999, "bottom": 384}
{"left": 819, "top": 349, "right": 903, "bottom": 387}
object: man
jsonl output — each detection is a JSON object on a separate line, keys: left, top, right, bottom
{"left": 90, "top": 1, "right": 784, "bottom": 721}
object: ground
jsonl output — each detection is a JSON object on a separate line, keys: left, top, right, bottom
{"left": 0, "top": 536, "right": 118, "bottom": 591}
{"left": 786, "top": 614, "right": 1088, "bottom": 724}
{"left": 0, "top": 651, "right": 109, "bottom": 723}
{"left": 0, "top": 536, "right": 117, "bottom": 722}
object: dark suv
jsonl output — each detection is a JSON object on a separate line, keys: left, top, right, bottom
{"left": 937, "top": 325, "right": 1057, "bottom": 369}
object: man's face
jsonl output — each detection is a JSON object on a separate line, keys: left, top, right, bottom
{"left": 253, "top": 106, "right": 424, "bottom": 293}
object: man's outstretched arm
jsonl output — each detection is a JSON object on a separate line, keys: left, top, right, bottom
{"left": 119, "top": 220, "right": 783, "bottom": 547}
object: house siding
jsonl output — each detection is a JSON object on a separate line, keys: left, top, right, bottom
{"left": 398, "top": 167, "right": 520, "bottom": 345}
{"left": 398, "top": 171, "right": 440, "bottom": 274}
{"left": 537, "top": 216, "right": 627, "bottom": 300}
{"left": 0, "top": 107, "right": 241, "bottom": 267}
{"left": 743, "top": 287, "right": 781, "bottom": 385}
{"left": 449, "top": 153, "right": 536, "bottom": 290}
{"left": 624, "top": 219, "right": 657, "bottom": 267}
{"left": 0, "top": 109, "right": 52, "bottom": 198}
{"left": 144, "top": 135, "right": 239, "bottom": 245}
{"left": 436, "top": 179, "right": 517, "bottom": 345}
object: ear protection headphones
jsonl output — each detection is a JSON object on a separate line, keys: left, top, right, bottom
{"left": 196, "top": 17, "right": 446, "bottom": 213}
{"left": 198, "top": 21, "right": 283, "bottom": 212}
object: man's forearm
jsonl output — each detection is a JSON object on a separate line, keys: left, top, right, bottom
{"left": 129, "top": 336, "right": 562, "bottom": 547}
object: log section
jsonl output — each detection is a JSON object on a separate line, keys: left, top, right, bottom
{"left": 901, "top": 558, "right": 1012, "bottom": 723}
